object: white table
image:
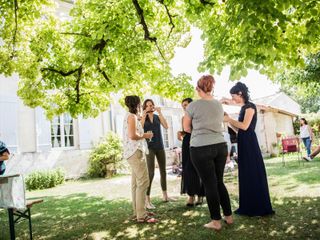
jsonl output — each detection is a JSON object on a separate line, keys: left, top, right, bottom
{"left": 0, "top": 174, "right": 26, "bottom": 240}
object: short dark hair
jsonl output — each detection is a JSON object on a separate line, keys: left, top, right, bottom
{"left": 230, "top": 82, "right": 250, "bottom": 103}
{"left": 182, "top": 98, "right": 193, "bottom": 104}
{"left": 125, "top": 95, "right": 141, "bottom": 114}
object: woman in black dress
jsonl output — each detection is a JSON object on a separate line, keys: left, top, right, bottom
{"left": 222, "top": 82, "right": 274, "bottom": 217}
{"left": 178, "top": 98, "right": 205, "bottom": 206}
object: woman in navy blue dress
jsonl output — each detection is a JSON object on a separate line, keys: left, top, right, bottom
{"left": 178, "top": 98, "right": 205, "bottom": 206}
{"left": 222, "top": 82, "right": 274, "bottom": 217}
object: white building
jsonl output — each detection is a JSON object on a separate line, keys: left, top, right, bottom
{"left": 0, "top": 73, "right": 184, "bottom": 178}
{"left": 223, "top": 92, "right": 301, "bottom": 156}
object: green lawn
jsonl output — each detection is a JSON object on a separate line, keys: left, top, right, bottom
{"left": 1, "top": 156, "right": 319, "bottom": 240}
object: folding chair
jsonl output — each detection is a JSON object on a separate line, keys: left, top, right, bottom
{"left": 281, "top": 137, "right": 302, "bottom": 166}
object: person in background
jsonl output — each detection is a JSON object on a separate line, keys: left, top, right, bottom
{"left": 141, "top": 99, "right": 173, "bottom": 209}
{"left": 178, "top": 97, "right": 205, "bottom": 207}
{"left": 171, "top": 147, "right": 182, "bottom": 176}
{"left": 184, "top": 75, "right": 233, "bottom": 230}
{"left": 123, "top": 95, "right": 157, "bottom": 223}
{"left": 299, "top": 118, "right": 313, "bottom": 161}
{"left": 0, "top": 140, "right": 10, "bottom": 175}
{"left": 222, "top": 82, "right": 274, "bottom": 217}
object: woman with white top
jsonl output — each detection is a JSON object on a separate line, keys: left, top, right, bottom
{"left": 300, "top": 118, "right": 313, "bottom": 161}
{"left": 123, "top": 95, "right": 157, "bottom": 223}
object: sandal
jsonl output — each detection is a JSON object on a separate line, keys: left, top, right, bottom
{"left": 131, "top": 211, "right": 156, "bottom": 221}
{"left": 137, "top": 215, "right": 158, "bottom": 223}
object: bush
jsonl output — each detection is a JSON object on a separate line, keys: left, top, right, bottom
{"left": 25, "top": 168, "right": 65, "bottom": 191}
{"left": 88, "top": 132, "right": 124, "bottom": 178}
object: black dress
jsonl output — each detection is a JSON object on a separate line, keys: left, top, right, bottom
{"left": 181, "top": 132, "right": 205, "bottom": 197}
{"left": 235, "top": 102, "right": 274, "bottom": 216}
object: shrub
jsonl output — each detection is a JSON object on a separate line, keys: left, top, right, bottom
{"left": 88, "top": 132, "right": 124, "bottom": 178}
{"left": 25, "top": 168, "right": 65, "bottom": 191}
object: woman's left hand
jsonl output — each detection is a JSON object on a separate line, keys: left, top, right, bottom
{"left": 155, "top": 107, "right": 161, "bottom": 114}
{"left": 223, "top": 114, "right": 230, "bottom": 122}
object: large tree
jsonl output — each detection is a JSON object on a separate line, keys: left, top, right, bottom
{"left": 1, "top": 0, "right": 319, "bottom": 117}
{"left": 278, "top": 52, "right": 320, "bottom": 113}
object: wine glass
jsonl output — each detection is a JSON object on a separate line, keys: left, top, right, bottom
{"left": 147, "top": 131, "right": 153, "bottom": 142}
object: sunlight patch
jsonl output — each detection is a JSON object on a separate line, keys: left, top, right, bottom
{"left": 182, "top": 211, "right": 201, "bottom": 217}
{"left": 285, "top": 225, "right": 296, "bottom": 234}
{"left": 89, "top": 231, "right": 112, "bottom": 239}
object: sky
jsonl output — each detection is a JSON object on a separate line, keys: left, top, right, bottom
{"left": 170, "top": 28, "right": 280, "bottom": 100}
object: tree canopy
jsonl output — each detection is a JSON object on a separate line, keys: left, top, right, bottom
{"left": 278, "top": 52, "right": 320, "bottom": 113}
{"left": 1, "top": 0, "right": 319, "bottom": 117}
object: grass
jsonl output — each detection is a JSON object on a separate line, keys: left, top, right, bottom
{"left": 1, "top": 155, "right": 319, "bottom": 240}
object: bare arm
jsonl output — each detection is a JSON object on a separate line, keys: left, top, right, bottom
{"left": 226, "top": 108, "right": 255, "bottom": 131}
{"left": 128, "top": 114, "right": 152, "bottom": 140}
{"left": 140, "top": 110, "right": 147, "bottom": 128}
{"left": 155, "top": 107, "right": 168, "bottom": 129}
{"left": 183, "top": 114, "right": 192, "bottom": 133}
{"left": 0, "top": 152, "right": 10, "bottom": 161}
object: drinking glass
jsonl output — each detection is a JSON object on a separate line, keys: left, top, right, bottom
{"left": 147, "top": 131, "right": 153, "bottom": 142}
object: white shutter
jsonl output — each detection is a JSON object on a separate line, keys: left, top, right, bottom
{"left": 115, "top": 114, "right": 124, "bottom": 137}
{"left": 35, "top": 107, "right": 51, "bottom": 151}
{"left": 0, "top": 96, "right": 18, "bottom": 152}
{"left": 171, "top": 115, "right": 181, "bottom": 148}
{"left": 78, "top": 116, "right": 92, "bottom": 149}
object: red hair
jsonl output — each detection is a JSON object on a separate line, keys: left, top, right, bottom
{"left": 197, "top": 75, "right": 215, "bottom": 93}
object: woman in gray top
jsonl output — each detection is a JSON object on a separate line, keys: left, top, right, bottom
{"left": 183, "top": 75, "right": 233, "bottom": 231}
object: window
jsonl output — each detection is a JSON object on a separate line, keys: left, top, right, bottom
{"left": 51, "top": 114, "right": 74, "bottom": 148}
{"left": 163, "top": 127, "right": 170, "bottom": 148}
{"left": 162, "top": 116, "right": 172, "bottom": 149}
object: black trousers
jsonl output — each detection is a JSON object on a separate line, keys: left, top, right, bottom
{"left": 190, "top": 143, "right": 232, "bottom": 220}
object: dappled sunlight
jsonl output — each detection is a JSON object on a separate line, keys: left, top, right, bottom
{"left": 1, "top": 156, "right": 319, "bottom": 239}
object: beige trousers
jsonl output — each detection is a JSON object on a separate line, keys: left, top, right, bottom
{"left": 127, "top": 150, "right": 149, "bottom": 219}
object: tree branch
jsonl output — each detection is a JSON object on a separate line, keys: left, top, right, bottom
{"left": 157, "top": 0, "right": 175, "bottom": 38}
{"left": 93, "top": 38, "right": 115, "bottom": 87}
{"left": 200, "top": 0, "right": 215, "bottom": 5}
{"left": 93, "top": 39, "right": 107, "bottom": 51}
{"left": 41, "top": 67, "right": 80, "bottom": 76}
{"left": 11, "top": 0, "right": 19, "bottom": 58}
{"left": 132, "top": 0, "right": 157, "bottom": 42}
{"left": 155, "top": 42, "right": 166, "bottom": 61}
{"left": 59, "top": 32, "right": 91, "bottom": 37}
{"left": 75, "top": 66, "right": 82, "bottom": 104}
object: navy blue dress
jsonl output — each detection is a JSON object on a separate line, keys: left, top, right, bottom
{"left": 235, "top": 102, "right": 274, "bottom": 216}
{"left": 181, "top": 132, "right": 205, "bottom": 197}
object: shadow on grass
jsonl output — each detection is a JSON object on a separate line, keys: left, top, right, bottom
{"left": 1, "top": 194, "right": 319, "bottom": 240}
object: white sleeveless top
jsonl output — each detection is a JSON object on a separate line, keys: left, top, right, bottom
{"left": 123, "top": 112, "right": 149, "bottom": 159}
{"left": 300, "top": 125, "right": 310, "bottom": 138}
